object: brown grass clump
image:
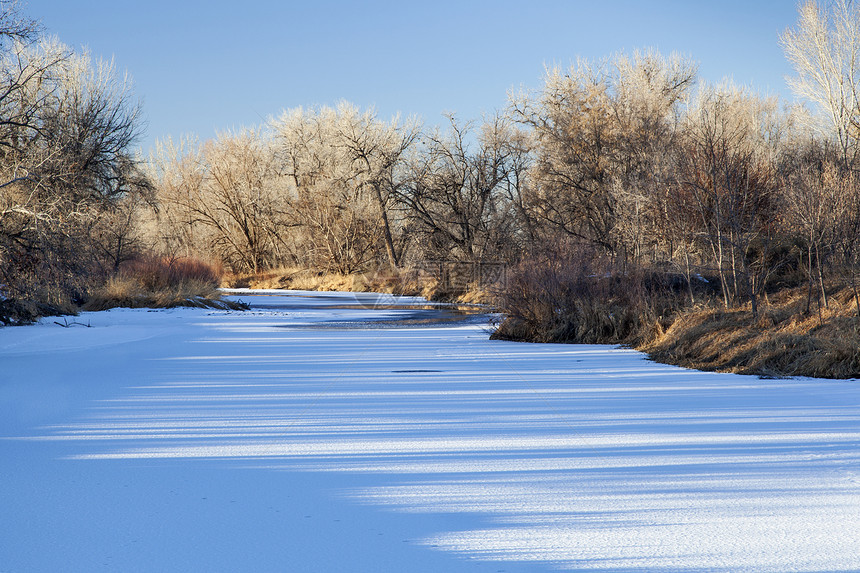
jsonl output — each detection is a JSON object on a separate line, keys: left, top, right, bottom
{"left": 643, "top": 286, "right": 860, "bottom": 379}
{"left": 84, "top": 256, "right": 246, "bottom": 311}
{"left": 453, "top": 284, "right": 497, "bottom": 305}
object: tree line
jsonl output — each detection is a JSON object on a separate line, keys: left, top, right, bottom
{"left": 3, "top": 0, "right": 860, "bottom": 320}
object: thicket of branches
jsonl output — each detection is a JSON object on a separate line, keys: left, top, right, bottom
{"left": 1, "top": 1, "right": 149, "bottom": 320}
{"left": 3, "top": 0, "right": 860, "bottom": 335}
{"left": 148, "top": 48, "right": 860, "bottom": 321}
{"left": 148, "top": 104, "right": 530, "bottom": 275}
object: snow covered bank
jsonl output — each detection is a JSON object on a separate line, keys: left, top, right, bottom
{"left": 2, "top": 290, "right": 859, "bottom": 571}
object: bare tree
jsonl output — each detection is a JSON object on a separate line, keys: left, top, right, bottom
{"left": 782, "top": 1, "right": 860, "bottom": 320}
{"left": 780, "top": 140, "right": 841, "bottom": 314}
{"left": 147, "top": 136, "right": 206, "bottom": 259}
{"left": 330, "top": 103, "right": 419, "bottom": 269}
{"left": 0, "top": 0, "right": 37, "bottom": 49}
{"left": 399, "top": 113, "right": 520, "bottom": 262}
{"left": 151, "top": 132, "right": 286, "bottom": 273}
{"left": 511, "top": 60, "right": 620, "bottom": 252}
{"left": 272, "top": 105, "right": 390, "bottom": 273}
{"left": 1, "top": 35, "right": 149, "bottom": 303}
{"left": 511, "top": 51, "right": 696, "bottom": 261}
{"left": 677, "top": 84, "right": 784, "bottom": 316}
{"left": 781, "top": 0, "right": 860, "bottom": 169}
{"left": 609, "top": 50, "right": 697, "bottom": 263}
{"left": 834, "top": 168, "right": 860, "bottom": 318}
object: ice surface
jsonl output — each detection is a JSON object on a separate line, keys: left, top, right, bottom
{"left": 2, "top": 291, "right": 859, "bottom": 572}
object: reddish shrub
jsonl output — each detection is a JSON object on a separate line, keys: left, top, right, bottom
{"left": 118, "top": 256, "right": 221, "bottom": 291}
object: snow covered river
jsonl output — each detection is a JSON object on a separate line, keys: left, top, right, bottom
{"left": 2, "top": 290, "right": 859, "bottom": 572}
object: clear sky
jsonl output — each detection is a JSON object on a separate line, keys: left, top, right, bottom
{"left": 25, "top": 0, "right": 803, "bottom": 155}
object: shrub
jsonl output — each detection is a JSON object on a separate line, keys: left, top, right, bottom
{"left": 83, "top": 255, "right": 243, "bottom": 311}
{"left": 117, "top": 256, "right": 220, "bottom": 291}
{"left": 491, "top": 246, "right": 686, "bottom": 345}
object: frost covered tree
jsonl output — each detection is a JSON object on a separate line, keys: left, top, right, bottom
{"left": 271, "top": 103, "right": 417, "bottom": 273}
{"left": 0, "top": 0, "right": 36, "bottom": 49}
{"left": 272, "top": 105, "right": 380, "bottom": 273}
{"left": 150, "top": 132, "right": 285, "bottom": 274}
{"left": 609, "top": 50, "right": 696, "bottom": 262}
{"left": 511, "top": 60, "right": 619, "bottom": 251}
{"left": 511, "top": 51, "right": 696, "bottom": 260}
{"left": 331, "top": 103, "right": 420, "bottom": 269}
{"left": 780, "top": 0, "right": 860, "bottom": 168}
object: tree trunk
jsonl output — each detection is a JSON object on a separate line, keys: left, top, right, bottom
{"left": 852, "top": 278, "right": 860, "bottom": 321}
{"left": 714, "top": 227, "right": 730, "bottom": 309}
{"left": 806, "top": 244, "right": 814, "bottom": 315}
{"left": 684, "top": 247, "right": 695, "bottom": 306}
{"left": 815, "top": 243, "right": 828, "bottom": 310}
{"left": 745, "top": 266, "right": 757, "bottom": 318}
{"left": 372, "top": 184, "right": 399, "bottom": 270}
{"left": 729, "top": 236, "right": 739, "bottom": 304}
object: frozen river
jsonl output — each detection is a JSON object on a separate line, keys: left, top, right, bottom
{"left": 2, "top": 290, "right": 860, "bottom": 572}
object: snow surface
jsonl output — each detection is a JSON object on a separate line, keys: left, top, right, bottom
{"left": 2, "top": 290, "right": 859, "bottom": 572}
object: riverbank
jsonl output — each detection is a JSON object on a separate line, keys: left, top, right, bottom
{"left": 490, "top": 259, "right": 860, "bottom": 379}
{"left": 642, "top": 285, "right": 860, "bottom": 379}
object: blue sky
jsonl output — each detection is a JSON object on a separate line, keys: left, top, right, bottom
{"left": 26, "top": 1, "right": 802, "bottom": 154}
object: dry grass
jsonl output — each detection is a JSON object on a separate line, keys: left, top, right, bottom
{"left": 223, "top": 266, "right": 495, "bottom": 304}
{"left": 643, "top": 286, "right": 860, "bottom": 379}
{"left": 84, "top": 256, "right": 246, "bottom": 311}
{"left": 453, "top": 284, "right": 498, "bottom": 305}
{"left": 226, "top": 267, "right": 369, "bottom": 292}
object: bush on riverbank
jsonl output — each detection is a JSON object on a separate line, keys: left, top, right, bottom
{"left": 83, "top": 256, "right": 245, "bottom": 312}
{"left": 490, "top": 248, "right": 694, "bottom": 345}
{"left": 1, "top": 256, "right": 244, "bottom": 325}
{"left": 0, "top": 299, "right": 80, "bottom": 326}
{"left": 491, "top": 252, "right": 860, "bottom": 379}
